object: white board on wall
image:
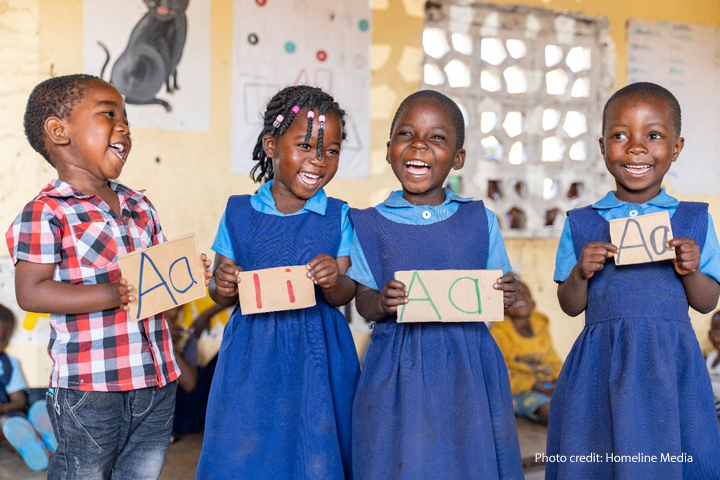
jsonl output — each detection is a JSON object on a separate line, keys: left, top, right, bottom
{"left": 230, "top": 0, "right": 371, "bottom": 179}
{"left": 627, "top": 19, "right": 720, "bottom": 195}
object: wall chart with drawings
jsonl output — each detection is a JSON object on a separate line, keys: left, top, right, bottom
{"left": 231, "top": 0, "right": 372, "bottom": 178}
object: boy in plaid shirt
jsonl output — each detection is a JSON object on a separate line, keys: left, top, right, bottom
{"left": 5, "top": 74, "right": 210, "bottom": 479}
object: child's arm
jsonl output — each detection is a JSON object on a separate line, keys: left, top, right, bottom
{"left": 557, "top": 241, "right": 618, "bottom": 316}
{"left": 669, "top": 237, "right": 720, "bottom": 313}
{"left": 14, "top": 260, "right": 134, "bottom": 314}
{"left": 0, "top": 391, "right": 26, "bottom": 415}
{"left": 208, "top": 254, "right": 241, "bottom": 307}
{"left": 355, "top": 280, "right": 407, "bottom": 322}
{"left": 307, "top": 254, "right": 356, "bottom": 307}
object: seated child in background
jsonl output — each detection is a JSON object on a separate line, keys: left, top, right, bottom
{"left": 166, "top": 300, "right": 227, "bottom": 438}
{"left": 707, "top": 311, "right": 720, "bottom": 415}
{"left": 490, "top": 281, "right": 562, "bottom": 425}
{"left": 0, "top": 304, "right": 57, "bottom": 471}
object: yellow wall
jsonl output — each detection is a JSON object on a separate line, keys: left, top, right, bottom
{"left": 1, "top": 0, "right": 719, "bottom": 356}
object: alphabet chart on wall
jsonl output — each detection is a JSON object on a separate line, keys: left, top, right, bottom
{"left": 230, "top": 0, "right": 372, "bottom": 178}
{"left": 627, "top": 19, "right": 720, "bottom": 195}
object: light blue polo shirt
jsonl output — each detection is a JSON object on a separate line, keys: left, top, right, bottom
{"left": 212, "top": 180, "right": 353, "bottom": 260}
{"left": 348, "top": 189, "right": 512, "bottom": 290}
{"left": 554, "top": 189, "right": 720, "bottom": 283}
{"left": 0, "top": 354, "right": 27, "bottom": 395}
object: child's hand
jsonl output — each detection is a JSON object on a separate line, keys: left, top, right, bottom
{"left": 668, "top": 237, "right": 701, "bottom": 276}
{"left": 214, "top": 262, "right": 243, "bottom": 298}
{"left": 577, "top": 242, "right": 618, "bottom": 279}
{"left": 380, "top": 279, "right": 407, "bottom": 316}
{"left": 307, "top": 254, "right": 340, "bottom": 289}
{"left": 200, "top": 253, "right": 213, "bottom": 285}
{"left": 494, "top": 273, "right": 520, "bottom": 308}
{"left": 116, "top": 278, "right": 136, "bottom": 312}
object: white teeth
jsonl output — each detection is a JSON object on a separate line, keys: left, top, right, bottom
{"left": 301, "top": 172, "right": 319, "bottom": 178}
{"left": 298, "top": 172, "right": 320, "bottom": 185}
{"left": 624, "top": 165, "right": 650, "bottom": 172}
{"left": 406, "top": 160, "right": 429, "bottom": 167}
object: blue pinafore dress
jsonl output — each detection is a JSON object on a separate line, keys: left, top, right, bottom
{"left": 546, "top": 202, "right": 720, "bottom": 479}
{"left": 196, "top": 196, "right": 361, "bottom": 480}
{"left": 350, "top": 201, "right": 523, "bottom": 480}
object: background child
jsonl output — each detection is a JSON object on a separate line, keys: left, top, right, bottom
{"left": 348, "top": 90, "right": 522, "bottom": 479}
{"left": 490, "top": 281, "right": 562, "bottom": 425}
{"left": 0, "top": 304, "right": 56, "bottom": 472}
{"left": 5, "top": 74, "right": 210, "bottom": 479}
{"left": 706, "top": 311, "right": 720, "bottom": 416}
{"left": 195, "top": 85, "right": 360, "bottom": 479}
{"left": 548, "top": 82, "right": 720, "bottom": 479}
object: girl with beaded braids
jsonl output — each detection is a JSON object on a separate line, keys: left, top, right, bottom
{"left": 196, "top": 85, "right": 360, "bottom": 479}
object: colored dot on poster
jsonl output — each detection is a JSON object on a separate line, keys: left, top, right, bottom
{"left": 316, "top": 50, "right": 327, "bottom": 62}
{"left": 358, "top": 19, "right": 369, "bottom": 31}
{"left": 248, "top": 33, "right": 259, "bottom": 45}
{"left": 284, "top": 42, "right": 296, "bottom": 54}
{"left": 255, "top": 0, "right": 267, "bottom": 6}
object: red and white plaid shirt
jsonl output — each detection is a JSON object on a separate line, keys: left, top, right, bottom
{"left": 5, "top": 180, "right": 179, "bottom": 392}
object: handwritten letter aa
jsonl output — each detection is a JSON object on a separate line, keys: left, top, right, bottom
{"left": 237, "top": 266, "right": 316, "bottom": 314}
{"left": 119, "top": 233, "right": 207, "bottom": 321}
{"left": 394, "top": 269, "right": 503, "bottom": 323}
{"left": 609, "top": 211, "right": 675, "bottom": 266}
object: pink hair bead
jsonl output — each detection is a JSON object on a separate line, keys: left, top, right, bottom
{"left": 318, "top": 115, "right": 326, "bottom": 123}
{"left": 272, "top": 114, "right": 284, "bottom": 128}
{"left": 291, "top": 105, "right": 300, "bottom": 114}
{"left": 307, "top": 111, "right": 315, "bottom": 119}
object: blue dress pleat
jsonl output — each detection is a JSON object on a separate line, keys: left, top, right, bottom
{"left": 196, "top": 196, "right": 360, "bottom": 480}
{"left": 546, "top": 202, "right": 720, "bottom": 480}
{"left": 350, "top": 202, "right": 523, "bottom": 479}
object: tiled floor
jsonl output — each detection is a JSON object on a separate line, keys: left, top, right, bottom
{"left": 1, "top": 420, "right": 548, "bottom": 479}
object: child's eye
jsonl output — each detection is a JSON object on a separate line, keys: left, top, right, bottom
{"left": 431, "top": 134, "right": 446, "bottom": 141}
{"left": 104, "top": 111, "right": 115, "bottom": 118}
{"left": 327, "top": 149, "right": 340, "bottom": 156}
{"left": 612, "top": 132, "right": 628, "bottom": 140}
{"left": 298, "top": 143, "right": 311, "bottom": 149}
{"left": 649, "top": 133, "right": 662, "bottom": 140}
{"left": 397, "top": 130, "right": 411, "bottom": 137}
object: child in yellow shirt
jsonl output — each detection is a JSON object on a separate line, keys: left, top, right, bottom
{"left": 491, "top": 281, "right": 562, "bottom": 424}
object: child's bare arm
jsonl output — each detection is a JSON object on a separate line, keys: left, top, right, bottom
{"left": 669, "top": 237, "right": 720, "bottom": 313}
{"left": 15, "top": 260, "right": 128, "bottom": 314}
{"left": 307, "top": 255, "right": 356, "bottom": 307}
{"left": 208, "top": 253, "right": 241, "bottom": 307}
{"left": 0, "top": 390, "right": 26, "bottom": 414}
{"left": 355, "top": 281, "right": 407, "bottom": 323}
{"left": 557, "top": 242, "right": 618, "bottom": 317}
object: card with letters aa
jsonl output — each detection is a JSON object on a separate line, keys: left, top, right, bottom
{"left": 119, "top": 233, "right": 207, "bottom": 321}
{"left": 394, "top": 269, "right": 503, "bottom": 323}
{"left": 609, "top": 211, "right": 675, "bottom": 266}
{"left": 237, "top": 265, "right": 316, "bottom": 315}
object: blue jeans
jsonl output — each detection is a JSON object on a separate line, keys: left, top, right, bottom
{"left": 46, "top": 381, "right": 177, "bottom": 480}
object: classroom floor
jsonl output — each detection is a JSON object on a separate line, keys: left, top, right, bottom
{"left": 0, "top": 419, "right": 547, "bottom": 479}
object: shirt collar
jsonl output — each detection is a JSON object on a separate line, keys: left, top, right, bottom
{"left": 383, "top": 189, "right": 472, "bottom": 208}
{"left": 256, "top": 180, "right": 328, "bottom": 215}
{"left": 38, "top": 179, "right": 146, "bottom": 202}
{"left": 592, "top": 188, "right": 678, "bottom": 209}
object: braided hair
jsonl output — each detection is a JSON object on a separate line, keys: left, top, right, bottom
{"left": 250, "top": 85, "right": 347, "bottom": 183}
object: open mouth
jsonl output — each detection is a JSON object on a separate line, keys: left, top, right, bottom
{"left": 406, "top": 160, "right": 430, "bottom": 175}
{"left": 298, "top": 171, "right": 321, "bottom": 186}
{"left": 622, "top": 164, "right": 651, "bottom": 176}
{"left": 109, "top": 143, "right": 127, "bottom": 162}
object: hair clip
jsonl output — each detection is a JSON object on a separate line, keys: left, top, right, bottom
{"left": 272, "top": 114, "right": 284, "bottom": 128}
{"left": 307, "top": 111, "right": 315, "bottom": 119}
{"left": 318, "top": 115, "right": 326, "bottom": 130}
{"left": 291, "top": 105, "right": 300, "bottom": 114}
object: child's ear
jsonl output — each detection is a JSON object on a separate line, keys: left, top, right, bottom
{"left": 452, "top": 148, "right": 466, "bottom": 170}
{"left": 44, "top": 117, "right": 70, "bottom": 146}
{"left": 262, "top": 134, "right": 276, "bottom": 158}
{"left": 671, "top": 136, "right": 685, "bottom": 162}
{"left": 598, "top": 137, "right": 605, "bottom": 156}
{"left": 386, "top": 141, "right": 391, "bottom": 164}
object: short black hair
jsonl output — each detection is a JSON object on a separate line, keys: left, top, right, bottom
{"left": 389, "top": 90, "right": 465, "bottom": 149}
{"left": 602, "top": 82, "right": 681, "bottom": 136}
{"left": 250, "top": 85, "right": 347, "bottom": 184}
{"left": 0, "top": 304, "right": 16, "bottom": 339}
{"left": 24, "top": 74, "right": 100, "bottom": 164}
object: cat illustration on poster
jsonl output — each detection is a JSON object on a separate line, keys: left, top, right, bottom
{"left": 99, "top": 0, "right": 189, "bottom": 112}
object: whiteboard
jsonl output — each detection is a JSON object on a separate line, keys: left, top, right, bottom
{"left": 627, "top": 19, "right": 720, "bottom": 195}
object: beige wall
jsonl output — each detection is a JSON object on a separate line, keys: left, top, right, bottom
{"left": 1, "top": 0, "right": 719, "bottom": 356}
